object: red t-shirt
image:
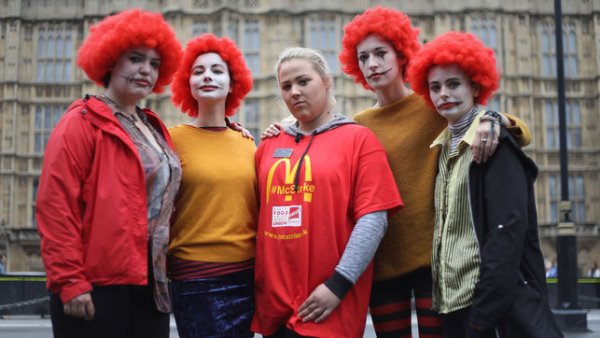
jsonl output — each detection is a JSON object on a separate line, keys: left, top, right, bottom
{"left": 251, "top": 124, "right": 403, "bottom": 337}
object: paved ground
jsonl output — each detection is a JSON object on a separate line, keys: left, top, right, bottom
{"left": 0, "top": 310, "right": 598, "bottom": 337}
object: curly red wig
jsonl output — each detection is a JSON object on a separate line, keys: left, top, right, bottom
{"left": 407, "top": 31, "right": 500, "bottom": 109}
{"left": 339, "top": 6, "right": 421, "bottom": 90}
{"left": 76, "top": 9, "right": 182, "bottom": 94}
{"left": 171, "top": 34, "right": 253, "bottom": 117}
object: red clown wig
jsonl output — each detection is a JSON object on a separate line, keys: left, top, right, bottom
{"left": 171, "top": 34, "right": 253, "bottom": 117}
{"left": 76, "top": 9, "right": 182, "bottom": 94}
{"left": 407, "top": 31, "right": 500, "bottom": 109}
{"left": 339, "top": 6, "right": 421, "bottom": 90}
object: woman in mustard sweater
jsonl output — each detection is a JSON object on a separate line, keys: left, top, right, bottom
{"left": 338, "top": 7, "right": 530, "bottom": 338}
{"left": 168, "top": 34, "right": 257, "bottom": 338}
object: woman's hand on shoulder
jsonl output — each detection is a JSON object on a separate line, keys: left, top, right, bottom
{"left": 261, "top": 123, "right": 282, "bottom": 140}
{"left": 298, "top": 283, "right": 341, "bottom": 324}
{"left": 228, "top": 121, "right": 255, "bottom": 140}
{"left": 471, "top": 119, "right": 501, "bottom": 164}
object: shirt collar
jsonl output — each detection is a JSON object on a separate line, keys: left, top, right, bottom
{"left": 430, "top": 109, "right": 487, "bottom": 149}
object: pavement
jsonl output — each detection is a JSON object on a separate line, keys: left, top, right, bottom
{"left": 0, "top": 310, "right": 599, "bottom": 337}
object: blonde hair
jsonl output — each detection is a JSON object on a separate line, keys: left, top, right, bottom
{"left": 275, "top": 47, "right": 337, "bottom": 112}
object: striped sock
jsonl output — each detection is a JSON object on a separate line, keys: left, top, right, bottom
{"left": 415, "top": 295, "right": 443, "bottom": 338}
{"left": 371, "top": 299, "right": 413, "bottom": 338}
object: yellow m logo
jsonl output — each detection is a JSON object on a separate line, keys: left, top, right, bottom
{"left": 266, "top": 156, "right": 313, "bottom": 204}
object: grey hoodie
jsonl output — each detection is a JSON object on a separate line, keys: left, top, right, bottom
{"left": 283, "top": 114, "right": 356, "bottom": 139}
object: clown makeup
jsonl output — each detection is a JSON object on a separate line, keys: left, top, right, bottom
{"left": 108, "top": 47, "right": 160, "bottom": 105}
{"left": 427, "top": 64, "right": 480, "bottom": 124}
{"left": 189, "top": 52, "right": 232, "bottom": 104}
{"left": 356, "top": 35, "right": 402, "bottom": 91}
{"left": 278, "top": 58, "right": 331, "bottom": 132}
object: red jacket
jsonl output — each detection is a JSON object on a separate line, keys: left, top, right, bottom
{"left": 36, "top": 95, "right": 175, "bottom": 303}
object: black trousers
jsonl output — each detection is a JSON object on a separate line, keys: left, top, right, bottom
{"left": 49, "top": 284, "right": 169, "bottom": 338}
{"left": 441, "top": 307, "right": 497, "bottom": 338}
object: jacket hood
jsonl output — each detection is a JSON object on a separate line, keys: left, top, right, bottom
{"left": 283, "top": 114, "right": 355, "bottom": 138}
{"left": 280, "top": 114, "right": 355, "bottom": 191}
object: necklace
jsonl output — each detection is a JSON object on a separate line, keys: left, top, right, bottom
{"left": 188, "top": 120, "right": 227, "bottom": 129}
{"left": 101, "top": 95, "right": 139, "bottom": 124}
{"left": 191, "top": 124, "right": 227, "bottom": 128}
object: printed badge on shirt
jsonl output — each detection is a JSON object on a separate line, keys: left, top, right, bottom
{"left": 272, "top": 205, "right": 302, "bottom": 227}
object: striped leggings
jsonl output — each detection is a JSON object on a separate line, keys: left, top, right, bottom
{"left": 370, "top": 267, "right": 443, "bottom": 338}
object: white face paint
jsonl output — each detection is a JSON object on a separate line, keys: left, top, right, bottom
{"left": 188, "top": 52, "right": 232, "bottom": 104}
{"left": 356, "top": 34, "right": 402, "bottom": 90}
{"left": 427, "top": 64, "right": 480, "bottom": 124}
{"left": 278, "top": 58, "right": 331, "bottom": 132}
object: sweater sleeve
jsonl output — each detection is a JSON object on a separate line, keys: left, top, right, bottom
{"left": 503, "top": 113, "right": 531, "bottom": 147}
{"left": 325, "top": 211, "right": 387, "bottom": 299}
{"left": 36, "top": 105, "right": 95, "bottom": 303}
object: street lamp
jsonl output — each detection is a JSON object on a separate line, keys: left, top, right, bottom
{"left": 552, "top": 0, "right": 587, "bottom": 331}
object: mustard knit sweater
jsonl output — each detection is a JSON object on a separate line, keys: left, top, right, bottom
{"left": 168, "top": 125, "right": 258, "bottom": 263}
{"left": 355, "top": 94, "right": 530, "bottom": 281}
{"left": 354, "top": 94, "right": 444, "bottom": 280}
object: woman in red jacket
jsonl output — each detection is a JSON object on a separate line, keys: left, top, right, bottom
{"left": 36, "top": 9, "right": 182, "bottom": 338}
